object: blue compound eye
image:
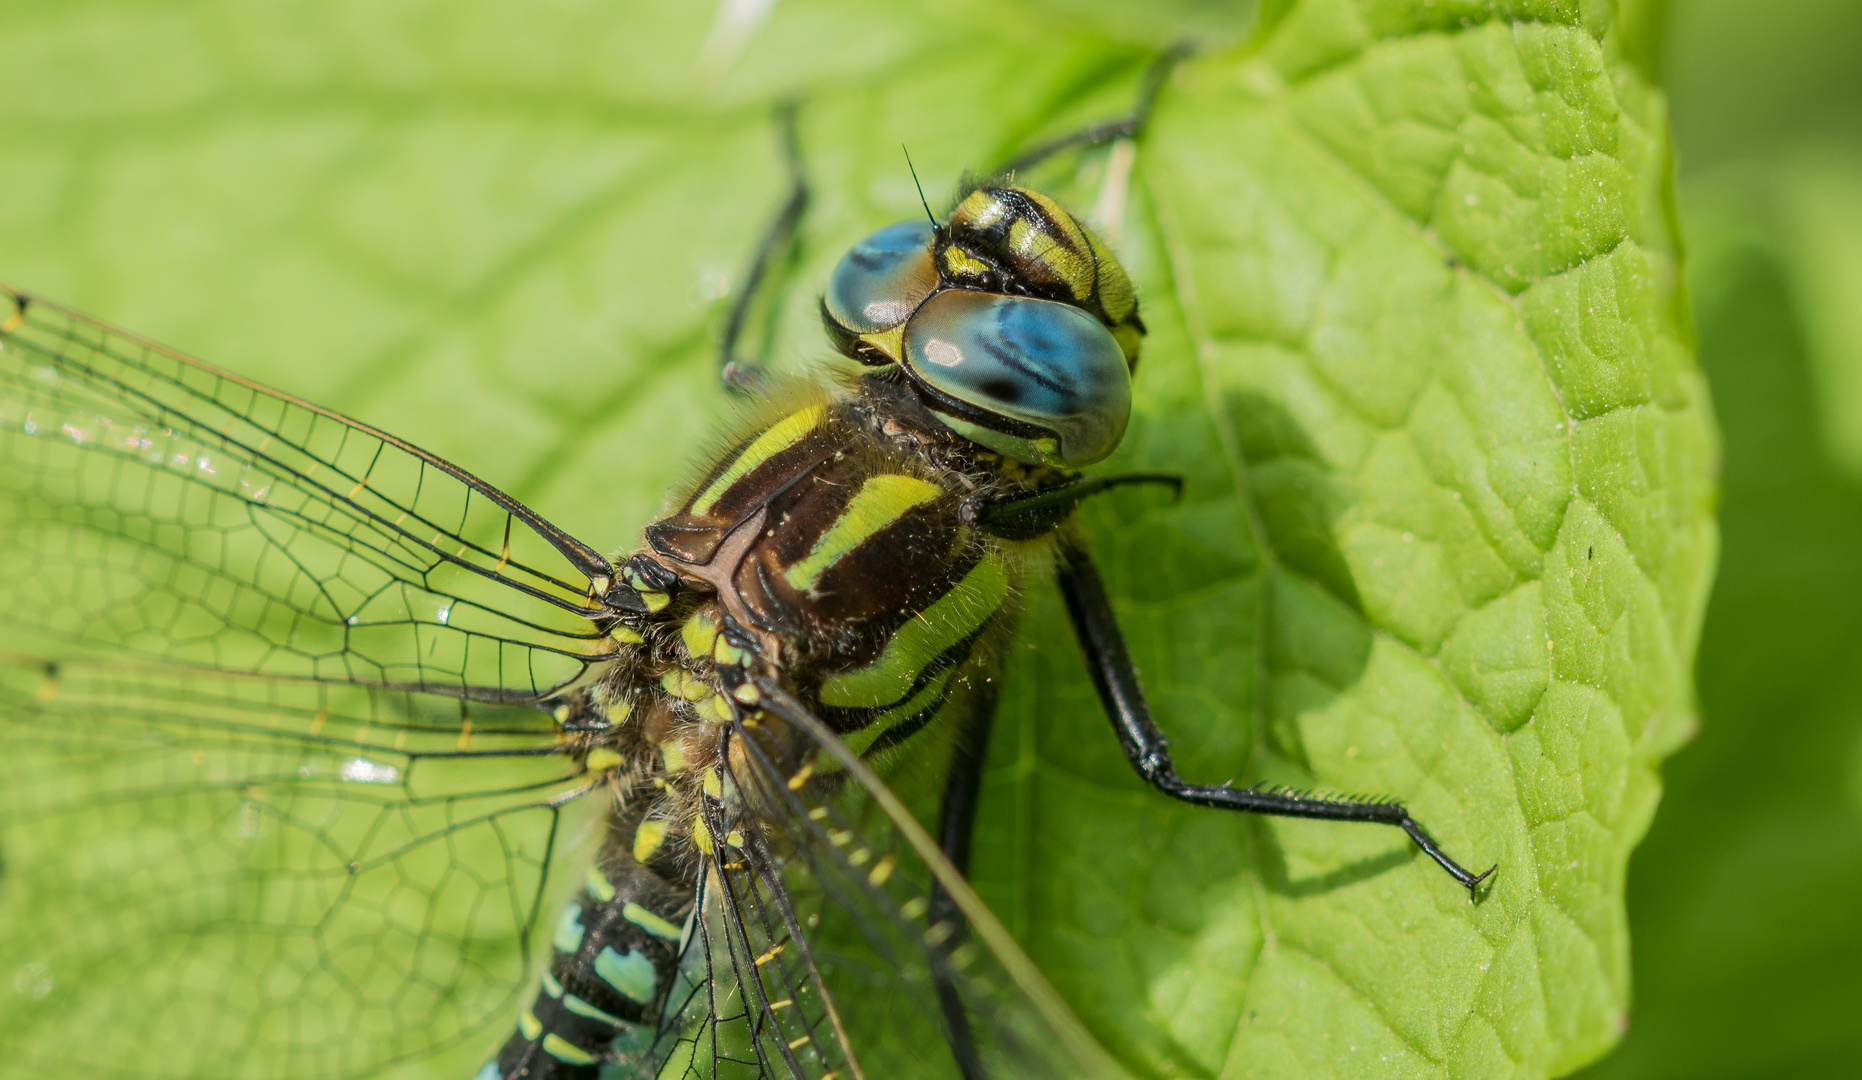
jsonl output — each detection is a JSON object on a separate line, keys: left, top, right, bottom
{"left": 902, "top": 289, "right": 1131, "bottom": 468}
{"left": 823, "top": 220, "right": 939, "bottom": 335}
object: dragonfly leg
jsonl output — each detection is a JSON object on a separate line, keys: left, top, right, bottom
{"left": 926, "top": 678, "right": 1001, "bottom": 1080}
{"left": 967, "top": 472, "right": 1181, "bottom": 540}
{"left": 720, "top": 98, "right": 809, "bottom": 394}
{"left": 1055, "top": 536, "right": 1497, "bottom": 899}
{"left": 990, "top": 42, "right": 1191, "bottom": 179}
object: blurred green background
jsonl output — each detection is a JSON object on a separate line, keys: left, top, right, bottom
{"left": 1577, "top": 0, "right": 1862, "bottom": 1076}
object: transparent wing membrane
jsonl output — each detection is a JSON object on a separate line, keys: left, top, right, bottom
{"left": 0, "top": 653, "right": 593, "bottom": 1080}
{"left": 639, "top": 699, "right": 1119, "bottom": 1080}
{"left": 0, "top": 285, "right": 610, "bottom": 702}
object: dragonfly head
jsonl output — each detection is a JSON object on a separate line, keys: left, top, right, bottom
{"left": 821, "top": 186, "right": 1145, "bottom": 469}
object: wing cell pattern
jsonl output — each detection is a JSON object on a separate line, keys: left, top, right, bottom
{"left": 0, "top": 286, "right": 611, "bottom": 702}
{"left": 0, "top": 656, "right": 588, "bottom": 1080}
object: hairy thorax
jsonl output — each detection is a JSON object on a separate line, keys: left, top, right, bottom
{"left": 574, "top": 375, "right": 1068, "bottom": 876}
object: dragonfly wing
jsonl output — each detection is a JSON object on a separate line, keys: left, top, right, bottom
{"left": 0, "top": 653, "right": 593, "bottom": 1080}
{"left": 0, "top": 284, "right": 613, "bottom": 702}
{"left": 639, "top": 687, "right": 1128, "bottom": 1080}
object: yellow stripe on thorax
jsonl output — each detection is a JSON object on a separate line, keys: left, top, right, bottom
{"left": 819, "top": 551, "right": 1009, "bottom": 709}
{"left": 691, "top": 403, "right": 827, "bottom": 517}
{"left": 839, "top": 666, "right": 959, "bottom": 758}
{"left": 783, "top": 474, "right": 942, "bottom": 593}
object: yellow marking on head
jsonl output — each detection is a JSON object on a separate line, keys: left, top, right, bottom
{"left": 584, "top": 747, "right": 622, "bottom": 774}
{"left": 857, "top": 324, "right": 906, "bottom": 363}
{"left": 692, "top": 403, "right": 828, "bottom": 517}
{"left": 953, "top": 189, "right": 1006, "bottom": 229}
{"left": 943, "top": 245, "right": 991, "bottom": 279}
{"left": 712, "top": 636, "right": 745, "bottom": 667}
{"left": 1086, "top": 229, "right": 1137, "bottom": 324}
{"left": 819, "top": 552, "right": 1008, "bottom": 709}
{"left": 783, "top": 474, "right": 942, "bottom": 593}
{"left": 637, "top": 589, "right": 669, "bottom": 613}
{"left": 680, "top": 613, "right": 719, "bottom": 658}
{"left": 633, "top": 818, "right": 670, "bottom": 863}
{"left": 868, "top": 854, "right": 897, "bottom": 886}
{"left": 1024, "top": 190, "right": 1090, "bottom": 250}
{"left": 733, "top": 682, "right": 761, "bottom": 704}
{"left": 1113, "top": 323, "right": 1143, "bottom": 365}
{"left": 584, "top": 865, "right": 617, "bottom": 903}
{"left": 1008, "top": 216, "right": 1092, "bottom": 300}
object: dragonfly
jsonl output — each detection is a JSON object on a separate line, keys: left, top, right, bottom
{"left": 0, "top": 54, "right": 1491, "bottom": 1080}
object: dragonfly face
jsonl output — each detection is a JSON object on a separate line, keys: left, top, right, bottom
{"left": 821, "top": 186, "right": 1142, "bottom": 469}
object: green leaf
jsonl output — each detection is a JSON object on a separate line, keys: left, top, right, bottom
{"left": 1572, "top": 153, "right": 1862, "bottom": 1080}
{"left": 0, "top": 1, "right": 1712, "bottom": 1078}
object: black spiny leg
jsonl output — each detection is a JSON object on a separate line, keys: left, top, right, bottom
{"left": 719, "top": 99, "right": 808, "bottom": 393}
{"left": 927, "top": 679, "right": 1000, "bottom": 1080}
{"left": 967, "top": 473, "right": 1181, "bottom": 541}
{"left": 1056, "top": 536, "right": 1496, "bottom": 898}
{"left": 992, "top": 42, "right": 1191, "bottom": 177}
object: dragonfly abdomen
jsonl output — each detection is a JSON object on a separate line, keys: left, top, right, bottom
{"left": 486, "top": 804, "right": 694, "bottom": 1080}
